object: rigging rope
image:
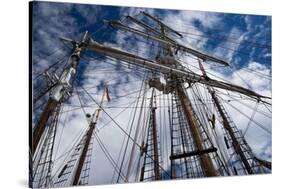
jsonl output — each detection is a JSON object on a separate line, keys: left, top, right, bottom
{"left": 217, "top": 95, "right": 271, "bottom": 134}
{"left": 80, "top": 85, "right": 171, "bottom": 178}
{"left": 243, "top": 102, "right": 259, "bottom": 136}
{"left": 125, "top": 74, "right": 148, "bottom": 181}
{"left": 117, "top": 72, "right": 147, "bottom": 182}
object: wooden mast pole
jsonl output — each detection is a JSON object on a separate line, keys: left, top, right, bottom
{"left": 72, "top": 121, "right": 96, "bottom": 185}
{"left": 176, "top": 85, "right": 217, "bottom": 176}
{"left": 151, "top": 89, "right": 160, "bottom": 180}
{"left": 32, "top": 31, "right": 88, "bottom": 155}
{"left": 208, "top": 88, "right": 253, "bottom": 174}
{"left": 197, "top": 58, "right": 254, "bottom": 174}
{"left": 159, "top": 21, "right": 217, "bottom": 177}
{"left": 72, "top": 86, "right": 107, "bottom": 185}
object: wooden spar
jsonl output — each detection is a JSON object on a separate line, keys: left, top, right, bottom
{"left": 170, "top": 147, "right": 217, "bottom": 160}
{"left": 125, "top": 15, "right": 175, "bottom": 44}
{"left": 32, "top": 98, "right": 58, "bottom": 154}
{"left": 107, "top": 19, "right": 229, "bottom": 66}
{"left": 151, "top": 103, "right": 160, "bottom": 180}
{"left": 126, "top": 16, "right": 162, "bottom": 36}
{"left": 163, "top": 22, "right": 216, "bottom": 176}
{"left": 139, "top": 88, "right": 161, "bottom": 181}
{"left": 254, "top": 157, "right": 272, "bottom": 170}
{"left": 209, "top": 88, "right": 254, "bottom": 174}
{"left": 141, "top": 11, "right": 183, "bottom": 38}
{"left": 86, "top": 39, "right": 268, "bottom": 100}
{"left": 176, "top": 85, "right": 217, "bottom": 176}
{"left": 32, "top": 52, "right": 79, "bottom": 155}
{"left": 160, "top": 21, "right": 216, "bottom": 176}
{"left": 198, "top": 58, "right": 256, "bottom": 174}
{"left": 72, "top": 121, "right": 96, "bottom": 185}
{"left": 72, "top": 86, "right": 107, "bottom": 185}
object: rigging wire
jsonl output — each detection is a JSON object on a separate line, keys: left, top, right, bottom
{"left": 212, "top": 88, "right": 271, "bottom": 115}
{"left": 53, "top": 104, "right": 68, "bottom": 162}
{"left": 216, "top": 90, "right": 271, "bottom": 118}
{"left": 116, "top": 72, "right": 147, "bottom": 182}
{"left": 177, "top": 30, "right": 271, "bottom": 49}
{"left": 94, "top": 132, "right": 127, "bottom": 181}
{"left": 125, "top": 74, "right": 148, "bottom": 181}
{"left": 243, "top": 102, "right": 259, "bottom": 136}
{"left": 182, "top": 34, "right": 271, "bottom": 63}
{"left": 217, "top": 95, "right": 271, "bottom": 134}
{"left": 84, "top": 32, "right": 272, "bottom": 96}
{"left": 33, "top": 53, "right": 70, "bottom": 80}
{"left": 114, "top": 21, "right": 271, "bottom": 65}
{"left": 109, "top": 87, "right": 150, "bottom": 182}
{"left": 92, "top": 28, "right": 271, "bottom": 87}
{"left": 33, "top": 45, "right": 67, "bottom": 70}
{"left": 51, "top": 125, "right": 89, "bottom": 180}
{"left": 112, "top": 92, "right": 138, "bottom": 182}
{"left": 80, "top": 85, "right": 171, "bottom": 178}
{"left": 111, "top": 108, "right": 135, "bottom": 183}
{"left": 170, "top": 21, "right": 271, "bottom": 43}
{"left": 75, "top": 86, "right": 90, "bottom": 121}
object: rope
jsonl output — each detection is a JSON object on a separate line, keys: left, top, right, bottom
{"left": 217, "top": 95, "right": 271, "bottom": 134}
{"left": 243, "top": 102, "right": 259, "bottom": 136}
{"left": 80, "top": 85, "right": 171, "bottom": 178}
{"left": 117, "top": 72, "right": 147, "bottom": 182}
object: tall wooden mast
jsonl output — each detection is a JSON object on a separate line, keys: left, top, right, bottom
{"left": 208, "top": 87, "right": 253, "bottom": 174}
{"left": 72, "top": 86, "right": 108, "bottom": 185}
{"left": 197, "top": 59, "right": 266, "bottom": 174}
{"left": 150, "top": 88, "right": 161, "bottom": 180}
{"left": 176, "top": 85, "right": 217, "bottom": 176}
{"left": 72, "top": 121, "right": 96, "bottom": 185}
{"left": 139, "top": 87, "right": 161, "bottom": 181}
{"left": 32, "top": 31, "right": 88, "bottom": 155}
{"left": 159, "top": 18, "right": 217, "bottom": 176}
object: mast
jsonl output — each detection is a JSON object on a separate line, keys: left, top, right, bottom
{"left": 32, "top": 98, "right": 58, "bottom": 154}
{"left": 72, "top": 86, "right": 108, "bottom": 185}
{"left": 32, "top": 31, "right": 88, "bottom": 155}
{"left": 107, "top": 18, "right": 229, "bottom": 66}
{"left": 32, "top": 103, "right": 61, "bottom": 188}
{"left": 151, "top": 89, "right": 161, "bottom": 180}
{"left": 197, "top": 59, "right": 269, "bottom": 174}
{"left": 160, "top": 20, "right": 217, "bottom": 176}
{"left": 72, "top": 121, "right": 96, "bottom": 185}
{"left": 85, "top": 27, "right": 267, "bottom": 101}
{"left": 208, "top": 87, "right": 253, "bottom": 174}
{"left": 175, "top": 84, "right": 217, "bottom": 176}
{"left": 139, "top": 88, "right": 161, "bottom": 181}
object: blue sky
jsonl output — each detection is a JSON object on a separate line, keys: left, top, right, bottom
{"left": 32, "top": 1, "right": 271, "bottom": 73}
{"left": 31, "top": 1, "right": 272, "bottom": 186}
{"left": 32, "top": 2, "right": 272, "bottom": 102}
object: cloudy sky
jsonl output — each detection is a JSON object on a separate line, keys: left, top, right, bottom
{"left": 31, "top": 1, "right": 272, "bottom": 187}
